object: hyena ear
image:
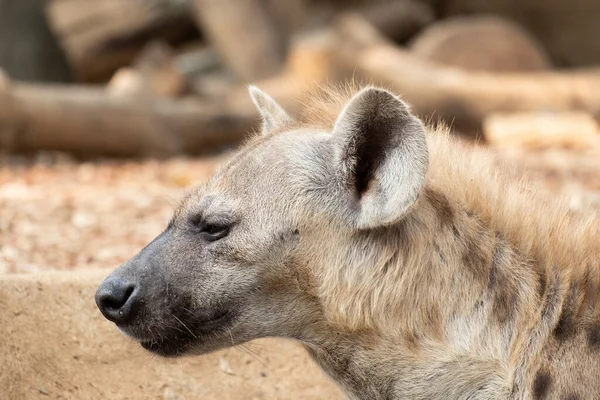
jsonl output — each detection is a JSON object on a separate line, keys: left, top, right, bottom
{"left": 249, "top": 85, "right": 293, "bottom": 134}
{"left": 333, "top": 87, "right": 428, "bottom": 229}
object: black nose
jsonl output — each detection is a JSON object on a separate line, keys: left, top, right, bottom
{"left": 95, "top": 276, "right": 137, "bottom": 323}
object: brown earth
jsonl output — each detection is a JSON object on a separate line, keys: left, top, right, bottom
{"left": 1, "top": 143, "right": 600, "bottom": 400}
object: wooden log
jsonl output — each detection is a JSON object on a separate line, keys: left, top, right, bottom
{"left": 0, "top": 0, "right": 73, "bottom": 83}
{"left": 359, "top": 0, "right": 435, "bottom": 43}
{"left": 331, "top": 14, "right": 600, "bottom": 133}
{"left": 0, "top": 26, "right": 336, "bottom": 157}
{"left": 484, "top": 112, "right": 600, "bottom": 150}
{"left": 191, "top": 0, "right": 285, "bottom": 82}
{"left": 108, "top": 41, "right": 191, "bottom": 98}
{"left": 47, "top": 0, "right": 198, "bottom": 82}
{"left": 0, "top": 73, "right": 257, "bottom": 157}
{"left": 298, "top": 0, "right": 433, "bottom": 44}
{"left": 263, "top": 0, "right": 308, "bottom": 39}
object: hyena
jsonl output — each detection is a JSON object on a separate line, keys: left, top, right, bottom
{"left": 96, "top": 85, "right": 600, "bottom": 399}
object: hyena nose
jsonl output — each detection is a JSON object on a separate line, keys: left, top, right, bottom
{"left": 95, "top": 276, "right": 137, "bottom": 324}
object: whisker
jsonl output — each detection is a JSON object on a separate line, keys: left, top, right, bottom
{"left": 180, "top": 306, "right": 196, "bottom": 316}
{"left": 226, "top": 327, "right": 235, "bottom": 347}
{"left": 165, "top": 322, "right": 188, "bottom": 336}
{"left": 172, "top": 315, "right": 198, "bottom": 339}
{"left": 224, "top": 327, "right": 265, "bottom": 366}
{"left": 238, "top": 343, "right": 267, "bottom": 367}
{"left": 242, "top": 341, "right": 266, "bottom": 360}
{"left": 243, "top": 341, "right": 264, "bottom": 353}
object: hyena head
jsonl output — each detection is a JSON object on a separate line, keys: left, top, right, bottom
{"left": 96, "top": 86, "right": 428, "bottom": 357}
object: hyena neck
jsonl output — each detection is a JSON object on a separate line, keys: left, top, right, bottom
{"left": 317, "top": 184, "right": 545, "bottom": 346}
{"left": 301, "top": 327, "right": 510, "bottom": 400}
{"left": 308, "top": 184, "right": 557, "bottom": 397}
{"left": 301, "top": 332, "right": 396, "bottom": 400}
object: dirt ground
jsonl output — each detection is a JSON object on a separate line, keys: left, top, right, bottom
{"left": 1, "top": 143, "right": 600, "bottom": 400}
{"left": 0, "top": 154, "right": 226, "bottom": 274}
{"left": 0, "top": 270, "right": 344, "bottom": 400}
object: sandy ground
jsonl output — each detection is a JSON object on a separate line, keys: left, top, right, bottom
{"left": 0, "top": 270, "right": 343, "bottom": 400}
{"left": 1, "top": 144, "right": 600, "bottom": 400}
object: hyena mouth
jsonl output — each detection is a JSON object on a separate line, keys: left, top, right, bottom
{"left": 140, "top": 338, "right": 190, "bottom": 357}
{"left": 139, "top": 309, "right": 235, "bottom": 357}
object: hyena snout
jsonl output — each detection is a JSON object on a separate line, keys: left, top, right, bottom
{"left": 95, "top": 229, "right": 246, "bottom": 357}
{"left": 95, "top": 231, "right": 167, "bottom": 327}
{"left": 95, "top": 276, "right": 138, "bottom": 324}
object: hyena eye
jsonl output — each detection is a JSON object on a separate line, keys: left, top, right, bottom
{"left": 200, "top": 222, "right": 230, "bottom": 241}
{"left": 189, "top": 215, "right": 230, "bottom": 242}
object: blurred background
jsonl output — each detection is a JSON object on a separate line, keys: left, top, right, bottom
{"left": 2, "top": 0, "right": 600, "bottom": 272}
{"left": 2, "top": 1, "right": 600, "bottom": 399}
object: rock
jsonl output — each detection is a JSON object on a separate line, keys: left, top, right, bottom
{"left": 409, "top": 15, "right": 551, "bottom": 72}
{"left": 434, "top": 0, "right": 600, "bottom": 67}
{"left": 219, "top": 356, "right": 235, "bottom": 375}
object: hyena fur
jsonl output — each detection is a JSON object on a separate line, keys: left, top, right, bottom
{"left": 96, "top": 85, "right": 600, "bottom": 400}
